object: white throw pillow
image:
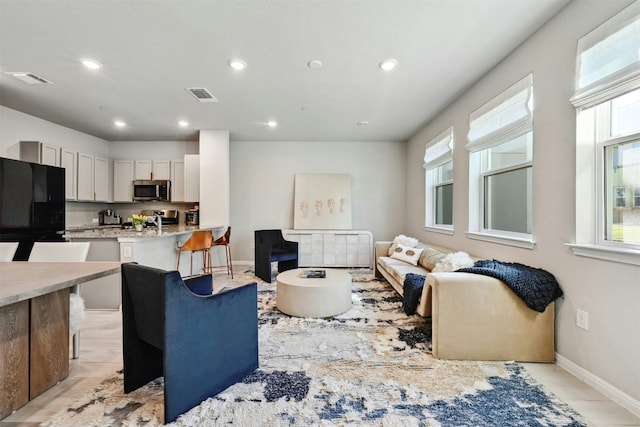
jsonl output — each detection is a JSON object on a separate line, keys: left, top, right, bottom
{"left": 392, "top": 234, "right": 419, "bottom": 247}
{"left": 432, "top": 251, "right": 475, "bottom": 272}
{"left": 389, "top": 243, "right": 425, "bottom": 266}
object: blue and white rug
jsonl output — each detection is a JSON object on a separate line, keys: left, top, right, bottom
{"left": 44, "top": 272, "right": 586, "bottom": 426}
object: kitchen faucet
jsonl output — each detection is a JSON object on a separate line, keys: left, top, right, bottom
{"left": 148, "top": 213, "right": 162, "bottom": 232}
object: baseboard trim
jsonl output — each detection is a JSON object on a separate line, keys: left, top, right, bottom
{"left": 556, "top": 353, "right": 640, "bottom": 417}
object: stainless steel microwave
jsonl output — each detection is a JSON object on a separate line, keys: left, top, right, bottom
{"left": 132, "top": 180, "right": 171, "bottom": 201}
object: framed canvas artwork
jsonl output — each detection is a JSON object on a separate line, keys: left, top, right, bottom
{"left": 294, "top": 174, "right": 352, "bottom": 229}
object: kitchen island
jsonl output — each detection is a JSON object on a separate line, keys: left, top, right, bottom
{"left": 64, "top": 224, "right": 223, "bottom": 309}
{"left": 0, "top": 261, "right": 121, "bottom": 419}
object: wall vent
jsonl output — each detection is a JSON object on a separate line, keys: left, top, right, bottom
{"left": 4, "top": 72, "right": 53, "bottom": 84}
{"left": 186, "top": 87, "right": 218, "bottom": 102}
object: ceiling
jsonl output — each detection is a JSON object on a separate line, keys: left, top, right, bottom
{"left": 0, "top": 0, "right": 570, "bottom": 143}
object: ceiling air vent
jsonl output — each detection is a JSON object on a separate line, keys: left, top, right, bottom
{"left": 4, "top": 72, "right": 53, "bottom": 84}
{"left": 186, "top": 87, "right": 218, "bottom": 102}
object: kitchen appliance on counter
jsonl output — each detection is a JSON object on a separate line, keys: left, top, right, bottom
{"left": 99, "top": 209, "right": 121, "bottom": 225}
{"left": 141, "top": 209, "right": 179, "bottom": 225}
{"left": 132, "top": 180, "right": 171, "bottom": 201}
{"left": 121, "top": 209, "right": 178, "bottom": 229}
{"left": 185, "top": 209, "right": 199, "bottom": 225}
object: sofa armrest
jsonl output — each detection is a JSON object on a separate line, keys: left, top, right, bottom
{"left": 374, "top": 241, "right": 393, "bottom": 277}
{"left": 183, "top": 274, "right": 213, "bottom": 295}
{"left": 428, "top": 272, "right": 554, "bottom": 362}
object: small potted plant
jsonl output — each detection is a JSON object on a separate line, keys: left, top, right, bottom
{"left": 132, "top": 214, "right": 147, "bottom": 231}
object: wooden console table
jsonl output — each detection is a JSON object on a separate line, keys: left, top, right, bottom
{"left": 0, "top": 261, "right": 121, "bottom": 419}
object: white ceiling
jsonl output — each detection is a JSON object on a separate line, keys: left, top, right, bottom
{"left": 0, "top": 0, "right": 570, "bottom": 142}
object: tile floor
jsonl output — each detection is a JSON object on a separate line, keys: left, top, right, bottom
{"left": 2, "top": 269, "right": 639, "bottom": 427}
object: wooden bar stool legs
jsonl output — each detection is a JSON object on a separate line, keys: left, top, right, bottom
{"left": 207, "top": 227, "right": 233, "bottom": 278}
{"left": 176, "top": 230, "right": 213, "bottom": 276}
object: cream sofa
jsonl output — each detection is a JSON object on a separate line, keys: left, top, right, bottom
{"left": 374, "top": 241, "right": 555, "bottom": 362}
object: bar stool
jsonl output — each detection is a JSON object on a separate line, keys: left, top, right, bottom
{"left": 176, "top": 230, "right": 213, "bottom": 276}
{"left": 206, "top": 226, "right": 233, "bottom": 278}
{"left": 28, "top": 241, "right": 91, "bottom": 359}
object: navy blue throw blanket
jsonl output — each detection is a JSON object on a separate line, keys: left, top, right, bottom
{"left": 403, "top": 273, "right": 426, "bottom": 315}
{"left": 457, "top": 259, "right": 563, "bottom": 313}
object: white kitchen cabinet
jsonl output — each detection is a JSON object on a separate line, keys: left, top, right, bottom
{"left": 94, "top": 156, "right": 109, "bottom": 201}
{"left": 171, "top": 159, "right": 185, "bottom": 202}
{"left": 19, "top": 141, "right": 61, "bottom": 166}
{"left": 61, "top": 150, "right": 77, "bottom": 200}
{"left": 134, "top": 160, "right": 152, "bottom": 180}
{"left": 283, "top": 230, "right": 373, "bottom": 268}
{"left": 77, "top": 153, "right": 109, "bottom": 201}
{"left": 77, "top": 153, "right": 94, "bottom": 201}
{"left": 134, "top": 160, "right": 171, "bottom": 180}
{"left": 113, "top": 160, "right": 134, "bottom": 202}
{"left": 184, "top": 154, "right": 200, "bottom": 202}
{"left": 153, "top": 160, "right": 171, "bottom": 180}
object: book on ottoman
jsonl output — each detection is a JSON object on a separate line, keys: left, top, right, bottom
{"left": 304, "top": 269, "right": 326, "bottom": 278}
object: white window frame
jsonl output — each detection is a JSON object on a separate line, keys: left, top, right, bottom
{"left": 568, "top": 1, "right": 640, "bottom": 266}
{"left": 466, "top": 73, "right": 535, "bottom": 249}
{"left": 424, "top": 127, "right": 454, "bottom": 234}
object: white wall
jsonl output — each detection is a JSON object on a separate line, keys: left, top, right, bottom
{"left": 0, "top": 106, "right": 110, "bottom": 159}
{"left": 199, "top": 130, "right": 230, "bottom": 227}
{"left": 229, "top": 140, "right": 407, "bottom": 262}
{"left": 405, "top": 0, "right": 640, "bottom": 405}
{"left": 109, "top": 140, "right": 198, "bottom": 159}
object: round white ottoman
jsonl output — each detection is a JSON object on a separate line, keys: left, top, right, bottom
{"left": 276, "top": 269, "right": 352, "bottom": 317}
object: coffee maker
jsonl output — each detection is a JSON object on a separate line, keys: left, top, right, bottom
{"left": 99, "top": 209, "right": 121, "bottom": 225}
{"left": 185, "top": 209, "right": 199, "bottom": 225}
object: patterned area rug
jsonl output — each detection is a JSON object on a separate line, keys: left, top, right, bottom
{"left": 44, "top": 271, "right": 585, "bottom": 426}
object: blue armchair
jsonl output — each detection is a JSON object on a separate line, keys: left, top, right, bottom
{"left": 254, "top": 229, "right": 299, "bottom": 283}
{"left": 121, "top": 263, "right": 258, "bottom": 423}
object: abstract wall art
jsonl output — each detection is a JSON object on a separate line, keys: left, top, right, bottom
{"left": 294, "top": 174, "right": 352, "bottom": 229}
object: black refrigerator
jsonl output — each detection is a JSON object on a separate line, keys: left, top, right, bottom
{"left": 0, "top": 157, "right": 65, "bottom": 260}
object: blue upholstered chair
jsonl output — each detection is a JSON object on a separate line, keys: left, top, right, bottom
{"left": 254, "top": 229, "right": 299, "bottom": 283}
{"left": 121, "top": 263, "right": 258, "bottom": 423}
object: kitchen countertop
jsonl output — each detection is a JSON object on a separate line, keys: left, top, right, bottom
{"left": 0, "top": 261, "right": 122, "bottom": 307}
{"left": 64, "top": 224, "right": 222, "bottom": 241}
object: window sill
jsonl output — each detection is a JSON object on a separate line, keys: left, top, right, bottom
{"left": 566, "top": 243, "right": 640, "bottom": 266}
{"left": 424, "top": 226, "right": 454, "bottom": 236}
{"left": 466, "top": 231, "right": 535, "bottom": 249}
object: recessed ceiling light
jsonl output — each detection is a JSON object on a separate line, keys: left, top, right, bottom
{"left": 307, "top": 59, "right": 323, "bottom": 69}
{"left": 178, "top": 120, "right": 189, "bottom": 127}
{"left": 379, "top": 58, "right": 398, "bottom": 71}
{"left": 267, "top": 120, "right": 278, "bottom": 128}
{"left": 81, "top": 59, "right": 102, "bottom": 70}
{"left": 357, "top": 121, "right": 369, "bottom": 126}
{"left": 114, "top": 120, "right": 126, "bottom": 127}
{"left": 229, "top": 59, "right": 247, "bottom": 70}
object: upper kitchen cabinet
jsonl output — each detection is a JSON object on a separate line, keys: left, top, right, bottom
{"left": 184, "top": 154, "right": 199, "bottom": 202}
{"left": 20, "top": 141, "right": 61, "bottom": 167}
{"left": 171, "top": 159, "right": 185, "bottom": 202}
{"left": 77, "top": 153, "right": 109, "bottom": 202}
{"left": 61, "top": 150, "right": 77, "bottom": 200}
{"left": 113, "top": 160, "right": 134, "bottom": 202}
{"left": 134, "top": 160, "right": 171, "bottom": 180}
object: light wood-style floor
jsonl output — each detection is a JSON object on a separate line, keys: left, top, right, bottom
{"left": 2, "top": 268, "right": 639, "bottom": 427}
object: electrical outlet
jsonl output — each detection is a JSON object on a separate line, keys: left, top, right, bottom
{"left": 123, "top": 246, "right": 132, "bottom": 258}
{"left": 91, "top": 218, "right": 99, "bottom": 223}
{"left": 576, "top": 309, "right": 589, "bottom": 331}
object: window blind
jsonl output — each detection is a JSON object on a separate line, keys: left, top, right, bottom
{"left": 571, "top": 1, "right": 640, "bottom": 108}
{"left": 466, "top": 73, "right": 533, "bottom": 153}
{"left": 423, "top": 127, "right": 453, "bottom": 170}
